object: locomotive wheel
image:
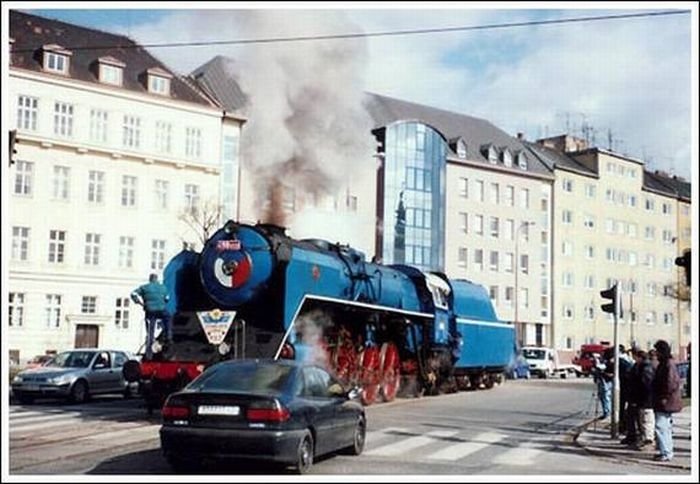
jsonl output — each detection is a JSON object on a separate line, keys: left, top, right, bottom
{"left": 359, "top": 346, "right": 381, "bottom": 406}
{"left": 379, "top": 342, "right": 401, "bottom": 402}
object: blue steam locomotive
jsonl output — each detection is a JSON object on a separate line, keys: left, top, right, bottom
{"left": 125, "top": 221, "right": 515, "bottom": 410}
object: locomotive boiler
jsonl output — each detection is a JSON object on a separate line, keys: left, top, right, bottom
{"left": 123, "top": 220, "right": 516, "bottom": 412}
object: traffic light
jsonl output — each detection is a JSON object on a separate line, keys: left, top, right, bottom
{"left": 675, "top": 250, "right": 691, "bottom": 287}
{"left": 9, "top": 129, "right": 18, "bottom": 165}
{"left": 600, "top": 284, "right": 618, "bottom": 314}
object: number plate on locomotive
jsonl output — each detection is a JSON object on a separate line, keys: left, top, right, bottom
{"left": 216, "top": 239, "right": 241, "bottom": 251}
{"left": 197, "top": 405, "right": 240, "bottom": 416}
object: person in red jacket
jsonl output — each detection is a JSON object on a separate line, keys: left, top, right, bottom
{"left": 651, "top": 339, "right": 683, "bottom": 462}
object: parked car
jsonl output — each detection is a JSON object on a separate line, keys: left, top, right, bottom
{"left": 506, "top": 354, "right": 531, "bottom": 379}
{"left": 11, "top": 349, "right": 138, "bottom": 404}
{"left": 160, "top": 359, "right": 366, "bottom": 474}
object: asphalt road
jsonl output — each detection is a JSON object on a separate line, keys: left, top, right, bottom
{"left": 5, "top": 377, "right": 690, "bottom": 477}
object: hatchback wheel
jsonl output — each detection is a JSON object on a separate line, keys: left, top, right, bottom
{"left": 295, "top": 431, "right": 314, "bottom": 474}
{"left": 69, "top": 380, "right": 89, "bottom": 404}
{"left": 344, "top": 417, "right": 366, "bottom": 455}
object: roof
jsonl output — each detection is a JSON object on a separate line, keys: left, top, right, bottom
{"left": 190, "top": 55, "right": 248, "bottom": 114}
{"left": 10, "top": 10, "right": 212, "bottom": 107}
{"left": 364, "top": 93, "right": 553, "bottom": 178}
{"left": 648, "top": 171, "right": 691, "bottom": 201}
{"left": 524, "top": 141, "right": 597, "bottom": 177}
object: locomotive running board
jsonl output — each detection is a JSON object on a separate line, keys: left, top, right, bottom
{"left": 273, "top": 294, "right": 433, "bottom": 359}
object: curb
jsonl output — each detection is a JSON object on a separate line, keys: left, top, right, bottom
{"left": 573, "top": 419, "right": 691, "bottom": 472}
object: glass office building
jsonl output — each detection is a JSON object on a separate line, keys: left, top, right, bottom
{"left": 380, "top": 121, "right": 446, "bottom": 272}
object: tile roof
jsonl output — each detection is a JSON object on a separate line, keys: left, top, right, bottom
{"left": 524, "top": 141, "right": 597, "bottom": 177}
{"left": 644, "top": 170, "right": 691, "bottom": 200}
{"left": 10, "top": 10, "right": 212, "bottom": 107}
{"left": 364, "top": 93, "right": 553, "bottom": 177}
{"left": 190, "top": 56, "right": 248, "bottom": 114}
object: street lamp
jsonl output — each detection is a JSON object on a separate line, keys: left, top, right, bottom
{"left": 514, "top": 220, "right": 536, "bottom": 346}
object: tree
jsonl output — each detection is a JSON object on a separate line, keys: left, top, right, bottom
{"left": 178, "top": 197, "right": 224, "bottom": 247}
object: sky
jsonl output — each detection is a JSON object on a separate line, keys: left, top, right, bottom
{"left": 17, "top": 2, "right": 698, "bottom": 181}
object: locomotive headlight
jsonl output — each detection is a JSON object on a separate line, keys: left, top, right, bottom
{"left": 152, "top": 341, "right": 163, "bottom": 354}
{"left": 218, "top": 342, "right": 231, "bottom": 355}
{"left": 223, "top": 220, "right": 237, "bottom": 235}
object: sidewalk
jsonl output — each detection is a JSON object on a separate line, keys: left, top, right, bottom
{"left": 574, "top": 406, "right": 692, "bottom": 471}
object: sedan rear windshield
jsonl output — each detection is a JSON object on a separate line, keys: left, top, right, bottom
{"left": 46, "top": 351, "right": 95, "bottom": 368}
{"left": 522, "top": 349, "right": 546, "bottom": 360}
{"left": 186, "top": 363, "right": 294, "bottom": 394}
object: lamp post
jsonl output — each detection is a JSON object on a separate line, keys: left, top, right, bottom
{"left": 514, "top": 220, "right": 535, "bottom": 345}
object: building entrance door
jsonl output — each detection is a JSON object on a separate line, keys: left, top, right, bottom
{"left": 75, "top": 324, "right": 99, "bottom": 348}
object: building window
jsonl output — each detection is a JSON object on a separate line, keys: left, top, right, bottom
{"left": 505, "top": 219, "right": 514, "bottom": 241}
{"left": 45, "top": 51, "right": 69, "bottom": 74}
{"left": 474, "top": 180, "right": 484, "bottom": 202}
{"left": 53, "top": 102, "right": 74, "bottom": 137}
{"left": 118, "top": 236, "right": 134, "bottom": 268}
{"left": 628, "top": 223, "right": 637, "bottom": 238}
{"left": 583, "top": 214, "right": 595, "bottom": 229}
{"left": 347, "top": 195, "right": 358, "bottom": 212}
{"left": 645, "top": 311, "right": 656, "bottom": 325}
{"left": 122, "top": 115, "right": 141, "bottom": 149}
{"left": 474, "top": 215, "right": 484, "bottom": 236}
{"left": 563, "top": 305, "right": 574, "bottom": 320}
{"left": 584, "top": 275, "right": 595, "bottom": 289}
{"left": 520, "top": 288, "right": 529, "bottom": 308}
{"left": 45, "top": 294, "right": 62, "bottom": 328}
{"left": 505, "top": 287, "right": 514, "bottom": 306}
{"left": 519, "top": 188, "right": 530, "bottom": 209}
{"left": 115, "top": 298, "right": 130, "bottom": 329}
{"left": 562, "top": 272, "right": 574, "bottom": 287}
{"left": 155, "top": 121, "right": 172, "bottom": 154}
{"left": 81, "top": 296, "right": 97, "bottom": 314}
{"left": 84, "top": 233, "right": 101, "bottom": 266}
{"left": 12, "top": 226, "right": 30, "bottom": 261}
{"left": 185, "top": 127, "right": 202, "bottom": 159}
{"left": 489, "top": 286, "right": 498, "bottom": 303}
{"left": 151, "top": 239, "right": 166, "bottom": 271}
{"left": 149, "top": 75, "right": 170, "bottom": 95}
{"left": 406, "top": 167, "right": 431, "bottom": 192}
{"left": 502, "top": 149, "right": 512, "bottom": 166}
{"left": 9, "top": 293, "right": 25, "bottom": 327}
{"left": 584, "top": 305, "right": 595, "bottom": 320}
{"left": 562, "top": 179, "right": 573, "bottom": 192}
{"left": 458, "top": 247, "right": 468, "bottom": 268}
{"left": 520, "top": 254, "right": 529, "bottom": 274}
{"left": 407, "top": 207, "right": 431, "bottom": 229}
{"left": 184, "top": 184, "right": 200, "bottom": 213}
{"left": 490, "top": 216, "right": 499, "bottom": 238}
{"left": 473, "top": 249, "right": 484, "bottom": 271}
{"left": 459, "top": 212, "right": 468, "bottom": 233}
{"left": 48, "top": 230, "right": 66, "bottom": 263}
{"left": 89, "top": 109, "right": 108, "bottom": 143}
{"left": 562, "top": 210, "right": 573, "bottom": 224}
{"left": 490, "top": 183, "right": 500, "bottom": 204}
{"left": 459, "top": 177, "right": 468, "bottom": 198}
{"left": 489, "top": 251, "right": 499, "bottom": 271}
{"left": 121, "top": 175, "right": 137, "bottom": 207}
{"left": 517, "top": 152, "right": 528, "bottom": 170}
{"left": 457, "top": 140, "right": 467, "bottom": 159}
{"left": 17, "top": 95, "right": 38, "bottom": 131}
{"left": 504, "top": 252, "right": 514, "bottom": 273}
{"left": 585, "top": 184, "right": 596, "bottom": 198}
{"left": 99, "top": 63, "right": 123, "bottom": 85}
{"left": 585, "top": 245, "right": 594, "bottom": 259}
{"left": 662, "top": 230, "right": 674, "bottom": 244}
{"left": 645, "top": 199, "right": 655, "bottom": 212}
{"left": 51, "top": 166, "right": 70, "bottom": 200}
{"left": 487, "top": 146, "right": 498, "bottom": 164}
{"left": 644, "top": 226, "right": 655, "bottom": 240}
{"left": 154, "top": 179, "right": 169, "bottom": 210}
{"left": 87, "top": 170, "right": 105, "bottom": 204}
{"left": 629, "top": 195, "right": 637, "bottom": 208}
{"left": 505, "top": 185, "right": 514, "bottom": 206}
{"left": 662, "top": 203, "right": 672, "bottom": 215}
{"left": 562, "top": 241, "right": 573, "bottom": 256}
{"left": 647, "top": 282, "right": 657, "bottom": 297}
{"left": 663, "top": 313, "right": 674, "bottom": 326}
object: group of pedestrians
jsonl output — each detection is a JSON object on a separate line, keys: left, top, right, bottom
{"left": 593, "top": 340, "right": 684, "bottom": 462}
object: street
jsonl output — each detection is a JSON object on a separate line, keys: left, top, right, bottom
{"left": 7, "top": 378, "right": 690, "bottom": 476}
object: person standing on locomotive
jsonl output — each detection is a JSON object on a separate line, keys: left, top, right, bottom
{"left": 131, "top": 273, "right": 172, "bottom": 359}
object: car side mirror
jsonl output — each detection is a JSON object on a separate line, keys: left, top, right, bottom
{"left": 346, "top": 386, "right": 362, "bottom": 401}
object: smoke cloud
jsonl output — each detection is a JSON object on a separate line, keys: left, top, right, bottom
{"left": 220, "top": 10, "right": 376, "bottom": 225}
{"left": 293, "top": 309, "right": 334, "bottom": 369}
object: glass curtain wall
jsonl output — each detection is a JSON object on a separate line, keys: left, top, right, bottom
{"left": 381, "top": 122, "right": 446, "bottom": 271}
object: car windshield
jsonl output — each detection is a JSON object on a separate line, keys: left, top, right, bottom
{"left": 522, "top": 349, "right": 546, "bottom": 360}
{"left": 186, "top": 362, "right": 294, "bottom": 394}
{"left": 46, "top": 351, "right": 95, "bottom": 368}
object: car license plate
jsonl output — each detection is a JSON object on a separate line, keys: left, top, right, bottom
{"left": 197, "top": 405, "right": 240, "bottom": 416}
{"left": 22, "top": 385, "right": 39, "bottom": 391}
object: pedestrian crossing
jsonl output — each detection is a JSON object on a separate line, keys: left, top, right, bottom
{"left": 9, "top": 405, "right": 555, "bottom": 469}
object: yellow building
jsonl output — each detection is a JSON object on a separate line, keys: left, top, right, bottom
{"left": 529, "top": 136, "right": 691, "bottom": 358}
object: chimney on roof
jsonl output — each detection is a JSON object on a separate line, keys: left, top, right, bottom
{"left": 536, "top": 134, "right": 588, "bottom": 153}
{"left": 655, "top": 170, "right": 670, "bottom": 177}
{"left": 517, "top": 132, "right": 525, "bottom": 140}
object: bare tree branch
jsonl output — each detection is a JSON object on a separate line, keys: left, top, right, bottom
{"left": 178, "top": 197, "right": 224, "bottom": 246}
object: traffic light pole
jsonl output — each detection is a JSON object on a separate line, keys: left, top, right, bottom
{"left": 611, "top": 286, "right": 621, "bottom": 439}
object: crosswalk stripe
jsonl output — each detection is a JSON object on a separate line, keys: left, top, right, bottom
{"left": 427, "top": 431, "right": 506, "bottom": 461}
{"left": 366, "top": 430, "right": 458, "bottom": 457}
{"left": 365, "top": 427, "right": 409, "bottom": 445}
{"left": 10, "top": 412, "right": 82, "bottom": 425}
{"left": 492, "top": 441, "right": 544, "bottom": 466}
{"left": 10, "top": 411, "right": 136, "bottom": 434}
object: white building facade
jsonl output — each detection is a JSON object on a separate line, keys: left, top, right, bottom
{"left": 5, "top": 12, "right": 243, "bottom": 363}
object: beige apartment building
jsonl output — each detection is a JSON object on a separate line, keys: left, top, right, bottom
{"left": 6, "top": 12, "right": 243, "bottom": 363}
{"left": 529, "top": 136, "right": 691, "bottom": 358}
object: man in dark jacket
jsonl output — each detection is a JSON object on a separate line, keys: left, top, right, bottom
{"left": 651, "top": 339, "right": 683, "bottom": 461}
{"left": 629, "top": 349, "right": 656, "bottom": 450}
{"left": 131, "top": 273, "right": 172, "bottom": 359}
